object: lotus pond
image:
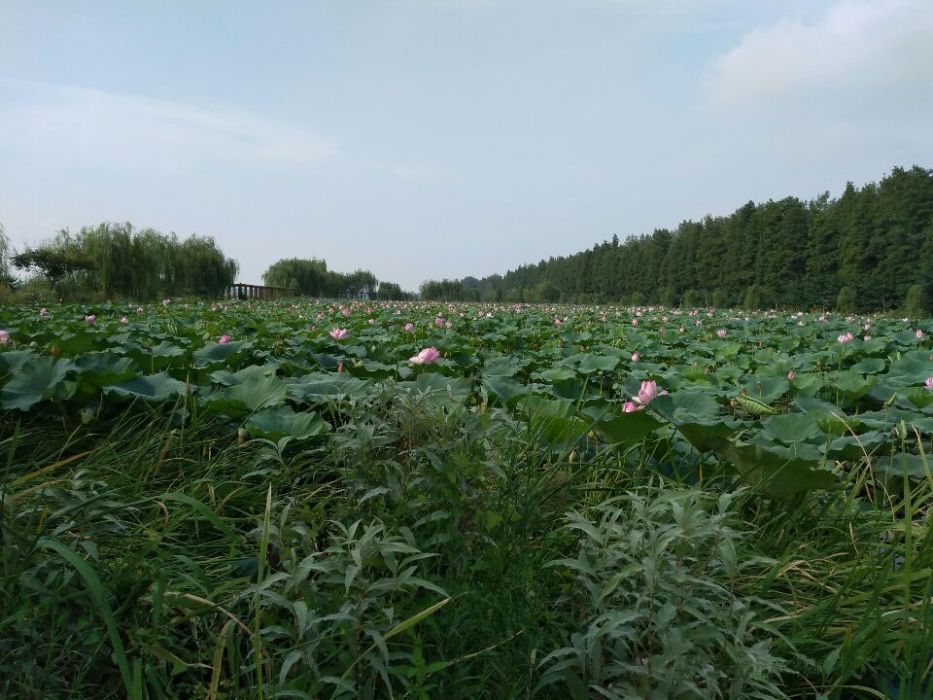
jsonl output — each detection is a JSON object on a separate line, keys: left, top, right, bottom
{"left": 1, "top": 300, "right": 931, "bottom": 699}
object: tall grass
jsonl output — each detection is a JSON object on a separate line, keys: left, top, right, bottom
{"left": 1, "top": 389, "right": 930, "bottom": 698}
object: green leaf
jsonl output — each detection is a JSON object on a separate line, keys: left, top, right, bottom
{"left": 192, "top": 340, "right": 247, "bottom": 368}
{"left": 719, "top": 442, "right": 842, "bottom": 498}
{"left": 106, "top": 372, "right": 188, "bottom": 402}
{"left": 760, "top": 413, "right": 824, "bottom": 446}
{"left": 0, "top": 350, "right": 37, "bottom": 373}
{"left": 590, "top": 411, "right": 663, "bottom": 446}
{"left": 74, "top": 352, "right": 139, "bottom": 389}
{"left": 572, "top": 354, "right": 620, "bottom": 374}
{"left": 287, "top": 372, "right": 373, "bottom": 403}
{"left": 245, "top": 406, "right": 330, "bottom": 441}
{"left": 482, "top": 375, "right": 529, "bottom": 406}
{"left": 0, "top": 356, "right": 74, "bottom": 410}
{"left": 519, "top": 396, "right": 589, "bottom": 445}
{"left": 650, "top": 391, "right": 721, "bottom": 424}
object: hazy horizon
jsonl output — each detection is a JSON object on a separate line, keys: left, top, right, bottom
{"left": 2, "top": 0, "right": 932, "bottom": 292}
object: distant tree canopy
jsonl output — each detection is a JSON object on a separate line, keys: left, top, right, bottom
{"left": 262, "top": 258, "right": 412, "bottom": 300}
{"left": 11, "top": 223, "right": 238, "bottom": 299}
{"left": 0, "top": 223, "right": 12, "bottom": 287}
{"left": 420, "top": 166, "right": 933, "bottom": 312}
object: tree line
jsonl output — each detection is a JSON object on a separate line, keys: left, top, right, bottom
{"left": 262, "top": 258, "right": 412, "bottom": 300}
{"left": 420, "top": 166, "right": 933, "bottom": 313}
{"left": 7, "top": 223, "right": 238, "bottom": 299}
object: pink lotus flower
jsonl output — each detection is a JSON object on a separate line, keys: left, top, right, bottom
{"left": 926, "top": 376, "right": 933, "bottom": 390}
{"left": 338, "top": 361, "right": 345, "bottom": 374}
{"left": 409, "top": 346, "right": 441, "bottom": 365}
{"left": 631, "top": 352, "right": 640, "bottom": 362}
{"left": 368, "top": 318, "right": 375, "bottom": 325}
{"left": 554, "top": 317, "right": 562, "bottom": 326}
{"left": 787, "top": 370, "right": 796, "bottom": 381}
{"left": 917, "top": 329, "right": 925, "bottom": 339}
{"left": 445, "top": 320, "right": 452, "bottom": 329}
{"left": 340, "top": 307, "right": 350, "bottom": 318}
{"left": 404, "top": 322, "right": 415, "bottom": 332}
{"left": 622, "top": 400, "right": 638, "bottom": 413}
{"left": 0, "top": 329, "right": 9, "bottom": 345}
{"left": 631, "top": 318, "right": 638, "bottom": 327}
{"left": 435, "top": 316, "right": 444, "bottom": 328}
{"left": 717, "top": 328, "right": 727, "bottom": 338}
{"left": 635, "top": 380, "right": 666, "bottom": 406}
{"left": 85, "top": 314, "right": 96, "bottom": 324}
{"left": 837, "top": 332, "right": 853, "bottom": 344}
{"left": 218, "top": 334, "right": 231, "bottom": 344}
{"left": 330, "top": 328, "right": 349, "bottom": 340}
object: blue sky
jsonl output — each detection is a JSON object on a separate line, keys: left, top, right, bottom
{"left": 1, "top": 0, "right": 931, "bottom": 291}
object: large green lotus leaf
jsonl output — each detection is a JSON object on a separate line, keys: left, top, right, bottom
{"left": 518, "top": 396, "right": 589, "bottom": 445}
{"left": 224, "top": 370, "right": 286, "bottom": 412}
{"left": 287, "top": 373, "right": 373, "bottom": 403}
{"left": 903, "top": 387, "right": 933, "bottom": 409}
{"left": 740, "top": 376, "right": 790, "bottom": 403}
{"left": 482, "top": 375, "right": 529, "bottom": 406}
{"left": 875, "top": 453, "right": 929, "bottom": 480}
{"left": 149, "top": 340, "right": 186, "bottom": 358}
{"left": 716, "top": 341, "right": 743, "bottom": 358}
{"left": 74, "top": 352, "right": 139, "bottom": 389}
{"left": 858, "top": 409, "right": 933, "bottom": 435}
{"left": 123, "top": 339, "right": 186, "bottom": 372}
{"left": 572, "top": 354, "right": 620, "bottom": 374}
{"left": 192, "top": 340, "right": 247, "bottom": 368}
{"left": 209, "top": 368, "right": 243, "bottom": 386}
{"left": 832, "top": 371, "right": 876, "bottom": 400}
{"left": 51, "top": 331, "right": 99, "bottom": 355}
{"left": 312, "top": 353, "right": 342, "bottom": 371}
{"left": 533, "top": 366, "right": 577, "bottom": 383}
{"left": 828, "top": 431, "right": 889, "bottom": 461}
{"left": 400, "top": 373, "right": 472, "bottom": 403}
{"left": 0, "top": 350, "right": 36, "bottom": 373}
{"left": 886, "top": 351, "right": 933, "bottom": 382}
{"left": 483, "top": 355, "right": 528, "bottom": 377}
{"left": 106, "top": 372, "right": 188, "bottom": 402}
{"left": 355, "top": 360, "right": 397, "bottom": 378}
{"left": 793, "top": 395, "right": 856, "bottom": 436}
{"left": 790, "top": 373, "right": 824, "bottom": 396}
{"left": 245, "top": 406, "right": 329, "bottom": 441}
{"left": 719, "top": 442, "right": 842, "bottom": 498}
{"left": 650, "top": 391, "right": 721, "bottom": 424}
{"left": 760, "top": 413, "right": 825, "bottom": 446}
{"left": 590, "top": 410, "right": 664, "bottom": 447}
{"left": 1, "top": 356, "right": 74, "bottom": 410}
{"left": 892, "top": 330, "right": 925, "bottom": 347}
{"left": 850, "top": 358, "right": 886, "bottom": 374}
{"left": 549, "top": 378, "right": 588, "bottom": 402}
{"left": 676, "top": 420, "right": 744, "bottom": 453}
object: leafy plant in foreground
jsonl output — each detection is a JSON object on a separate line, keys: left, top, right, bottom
{"left": 539, "top": 486, "right": 793, "bottom": 699}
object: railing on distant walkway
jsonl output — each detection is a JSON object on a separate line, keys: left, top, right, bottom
{"left": 225, "top": 283, "right": 295, "bottom": 300}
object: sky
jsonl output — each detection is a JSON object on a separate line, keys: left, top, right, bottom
{"left": 1, "top": 0, "right": 931, "bottom": 292}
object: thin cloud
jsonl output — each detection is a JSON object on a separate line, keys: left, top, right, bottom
{"left": 0, "top": 80, "right": 335, "bottom": 172}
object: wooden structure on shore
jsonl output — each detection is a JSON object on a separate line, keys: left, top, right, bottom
{"left": 225, "top": 283, "right": 295, "bottom": 300}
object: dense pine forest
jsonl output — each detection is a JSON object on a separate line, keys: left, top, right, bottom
{"left": 421, "top": 166, "right": 933, "bottom": 313}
